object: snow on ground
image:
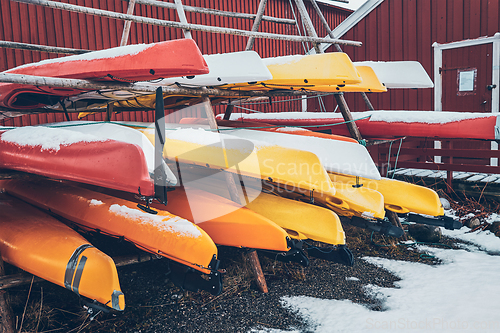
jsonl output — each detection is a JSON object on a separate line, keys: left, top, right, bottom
{"left": 253, "top": 217, "right": 500, "bottom": 333}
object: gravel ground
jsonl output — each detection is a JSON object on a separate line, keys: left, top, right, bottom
{"left": 4, "top": 223, "right": 454, "bottom": 333}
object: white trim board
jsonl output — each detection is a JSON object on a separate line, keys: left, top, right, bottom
{"left": 433, "top": 33, "right": 500, "bottom": 167}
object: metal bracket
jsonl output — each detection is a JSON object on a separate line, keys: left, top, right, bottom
{"left": 306, "top": 244, "right": 354, "bottom": 266}
{"left": 168, "top": 261, "right": 223, "bottom": 296}
{"left": 350, "top": 217, "right": 405, "bottom": 238}
{"left": 407, "top": 213, "right": 462, "bottom": 230}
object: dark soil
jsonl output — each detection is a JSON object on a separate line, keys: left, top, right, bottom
{"left": 3, "top": 221, "right": 463, "bottom": 333}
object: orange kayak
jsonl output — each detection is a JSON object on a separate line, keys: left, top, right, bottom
{"left": 1, "top": 178, "right": 218, "bottom": 276}
{"left": 103, "top": 184, "right": 290, "bottom": 253}
{"left": 0, "top": 192, "right": 124, "bottom": 311}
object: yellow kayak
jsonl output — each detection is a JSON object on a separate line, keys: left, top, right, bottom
{"left": 0, "top": 191, "right": 124, "bottom": 311}
{"left": 311, "top": 66, "right": 388, "bottom": 93}
{"left": 329, "top": 173, "right": 444, "bottom": 216}
{"left": 124, "top": 123, "right": 384, "bottom": 219}
{"left": 176, "top": 167, "right": 345, "bottom": 245}
{"left": 138, "top": 126, "right": 336, "bottom": 196}
{"left": 222, "top": 52, "right": 362, "bottom": 90}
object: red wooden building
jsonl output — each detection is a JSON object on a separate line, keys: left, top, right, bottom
{"left": 1, "top": 0, "right": 500, "bottom": 181}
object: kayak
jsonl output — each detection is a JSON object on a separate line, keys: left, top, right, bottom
{"left": 224, "top": 111, "right": 500, "bottom": 140}
{"left": 1, "top": 178, "right": 218, "bottom": 275}
{"left": 50, "top": 51, "right": 273, "bottom": 113}
{"left": 46, "top": 121, "right": 177, "bottom": 186}
{"left": 0, "top": 191, "right": 124, "bottom": 311}
{"left": 175, "top": 166, "right": 346, "bottom": 245}
{"left": 180, "top": 117, "right": 358, "bottom": 144}
{"left": 353, "top": 61, "right": 434, "bottom": 89}
{"left": 305, "top": 66, "right": 387, "bottom": 93}
{"left": 221, "top": 53, "right": 361, "bottom": 90}
{"left": 0, "top": 126, "right": 155, "bottom": 196}
{"left": 128, "top": 122, "right": 385, "bottom": 219}
{"left": 329, "top": 173, "right": 445, "bottom": 217}
{"left": 175, "top": 121, "right": 381, "bottom": 180}
{"left": 0, "top": 39, "right": 209, "bottom": 109}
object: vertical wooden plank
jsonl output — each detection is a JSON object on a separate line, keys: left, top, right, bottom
{"left": 9, "top": 1, "right": 26, "bottom": 66}
{"left": 468, "top": 0, "right": 481, "bottom": 38}
{"left": 418, "top": 0, "right": 433, "bottom": 110}
{"left": 0, "top": 0, "right": 14, "bottom": 70}
{"left": 487, "top": 0, "right": 499, "bottom": 36}
{"left": 19, "top": 2, "right": 33, "bottom": 64}
{"left": 435, "top": 0, "right": 447, "bottom": 43}
{"left": 51, "top": 1, "right": 64, "bottom": 50}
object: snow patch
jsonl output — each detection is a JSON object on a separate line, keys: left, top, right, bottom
{"left": 109, "top": 204, "right": 201, "bottom": 238}
{"left": 89, "top": 199, "right": 104, "bottom": 206}
{"left": 0, "top": 126, "right": 106, "bottom": 151}
{"left": 224, "top": 111, "right": 496, "bottom": 125}
{"left": 271, "top": 245, "right": 500, "bottom": 333}
{"left": 10, "top": 43, "right": 156, "bottom": 71}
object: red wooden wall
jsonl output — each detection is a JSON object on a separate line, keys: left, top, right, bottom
{"left": 336, "top": 0, "right": 500, "bottom": 113}
{"left": 0, "top": 0, "right": 350, "bottom": 126}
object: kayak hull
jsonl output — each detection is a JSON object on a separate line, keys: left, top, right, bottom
{"left": 0, "top": 127, "right": 154, "bottom": 196}
{"left": 2, "top": 178, "right": 217, "bottom": 275}
{"left": 0, "top": 39, "right": 209, "bottom": 109}
{"left": 0, "top": 192, "right": 124, "bottom": 311}
{"left": 329, "top": 173, "right": 444, "bottom": 217}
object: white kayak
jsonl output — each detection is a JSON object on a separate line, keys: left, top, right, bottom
{"left": 353, "top": 61, "right": 434, "bottom": 89}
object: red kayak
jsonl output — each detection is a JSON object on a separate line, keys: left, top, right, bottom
{"left": 0, "top": 126, "right": 154, "bottom": 196}
{"left": 222, "top": 111, "right": 500, "bottom": 141}
{"left": 0, "top": 39, "right": 208, "bottom": 109}
{"left": 180, "top": 117, "right": 359, "bottom": 143}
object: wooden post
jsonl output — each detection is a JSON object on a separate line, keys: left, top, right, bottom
{"left": 13, "top": 0, "right": 362, "bottom": 47}
{"left": 0, "top": 255, "right": 15, "bottom": 333}
{"left": 245, "top": 250, "right": 268, "bottom": 293}
{"left": 0, "top": 254, "right": 154, "bottom": 291}
{"left": 106, "top": 103, "right": 113, "bottom": 121}
{"left": 386, "top": 210, "right": 407, "bottom": 241}
{"left": 202, "top": 96, "right": 268, "bottom": 293}
{"left": 0, "top": 40, "right": 88, "bottom": 55}
{"left": 135, "top": 0, "right": 296, "bottom": 25}
{"left": 333, "top": 93, "right": 363, "bottom": 141}
{"left": 308, "top": 0, "right": 374, "bottom": 131}
{"left": 120, "top": 0, "right": 136, "bottom": 46}
{"left": 222, "top": 103, "right": 235, "bottom": 121}
{"left": 245, "top": 0, "right": 268, "bottom": 51}
{"left": 293, "top": 0, "right": 321, "bottom": 54}
{"left": 174, "top": 0, "right": 193, "bottom": 39}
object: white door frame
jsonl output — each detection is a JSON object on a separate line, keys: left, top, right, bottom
{"left": 433, "top": 33, "right": 500, "bottom": 166}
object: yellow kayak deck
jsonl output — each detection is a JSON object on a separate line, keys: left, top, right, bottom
{"left": 311, "top": 66, "right": 388, "bottom": 93}
{"left": 0, "top": 191, "right": 124, "bottom": 311}
{"left": 329, "top": 173, "right": 444, "bottom": 217}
